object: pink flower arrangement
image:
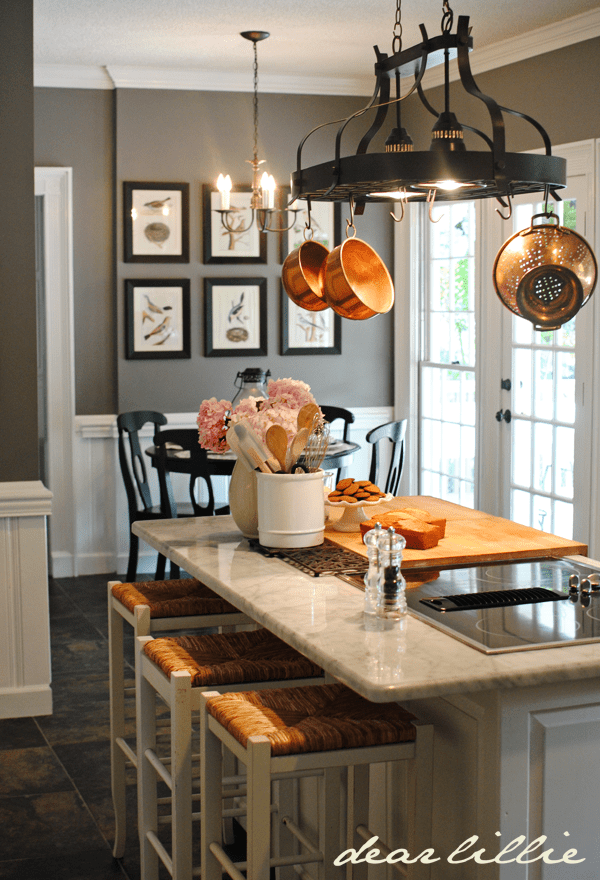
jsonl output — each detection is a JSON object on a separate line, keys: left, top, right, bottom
{"left": 197, "top": 378, "right": 320, "bottom": 452}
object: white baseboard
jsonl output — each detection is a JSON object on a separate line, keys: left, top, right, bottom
{"left": 0, "top": 685, "right": 53, "bottom": 719}
{"left": 64, "top": 406, "right": 395, "bottom": 577}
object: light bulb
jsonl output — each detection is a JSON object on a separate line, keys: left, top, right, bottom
{"left": 217, "top": 173, "right": 232, "bottom": 209}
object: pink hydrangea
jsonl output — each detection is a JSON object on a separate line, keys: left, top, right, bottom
{"left": 196, "top": 397, "right": 231, "bottom": 452}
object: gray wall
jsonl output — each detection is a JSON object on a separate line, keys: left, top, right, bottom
{"left": 402, "top": 38, "right": 600, "bottom": 153}
{"left": 0, "top": 0, "right": 38, "bottom": 482}
{"left": 115, "top": 89, "right": 394, "bottom": 413}
{"left": 35, "top": 88, "right": 116, "bottom": 415}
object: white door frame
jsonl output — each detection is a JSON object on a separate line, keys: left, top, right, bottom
{"left": 34, "top": 167, "right": 76, "bottom": 577}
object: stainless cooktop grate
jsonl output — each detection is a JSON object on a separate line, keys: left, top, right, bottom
{"left": 249, "top": 539, "right": 368, "bottom": 577}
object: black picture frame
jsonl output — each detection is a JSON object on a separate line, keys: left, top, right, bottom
{"left": 125, "top": 278, "right": 191, "bottom": 359}
{"left": 204, "top": 277, "right": 268, "bottom": 357}
{"left": 123, "top": 182, "right": 190, "bottom": 263}
{"left": 279, "top": 186, "right": 341, "bottom": 263}
{"left": 280, "top": 281, "right": 342, "bottom": 355}
{"left": 202, "top": 184, "right": 267, "bottom": 264}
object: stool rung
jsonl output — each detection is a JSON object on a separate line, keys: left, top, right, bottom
{"left": 145, "top": 748, "right": 172, "bottom": 789}
{"left": 356, "top": 824, "right": 408, "bottom": 877}
{"left": 209, "top": 842, "right": 246, "bottom": 880}
{"left": 146, "top": 830, "right": 172, "bottom": 874}
{"left": 116, "top": 737, "right": 136, "bottom": 767}
{"left": 282, "top": 816, "right": 320, "bottom": 856}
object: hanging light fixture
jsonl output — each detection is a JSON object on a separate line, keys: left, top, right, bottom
{"left": 291, "top": 0, "right": 567, "bottom": 218}
{"left": 217, "top": 31, "right": 299, "bottom": 234}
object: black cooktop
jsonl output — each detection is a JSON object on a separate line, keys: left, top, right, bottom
{"left": 406, "top": 557, "right": 600, "bottom": 653}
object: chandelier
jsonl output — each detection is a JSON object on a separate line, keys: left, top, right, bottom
{"left": 290, "top": 0, "right": 567, "bottom": 220}
{"left": 216, "top": 31, "right": 298, "bottom": 234}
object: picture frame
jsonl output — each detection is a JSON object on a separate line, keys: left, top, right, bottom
{"left": 280, "top": 281, "right": 342, "bottom": 355}
{"left": 279, "top": 187, "right": 341, "bottom": 263}
{"left": 204, "top": 277, "right": 267, "bottom": 357}
{"left": 125, "top": 279, "right": 191, "bottom": 359}
{"left": 123, "top": 182, "right": 189, "bottom": 263}
{"left": 202, "top": 185, "right": 267, "bottom": 264}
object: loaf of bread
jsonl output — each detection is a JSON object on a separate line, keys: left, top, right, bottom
{"left": 360, "top": 507, "right": 446, "bottom": 550}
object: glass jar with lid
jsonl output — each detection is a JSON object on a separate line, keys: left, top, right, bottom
{"left": 231, "top": 368, "right": 271, "bottom": 408}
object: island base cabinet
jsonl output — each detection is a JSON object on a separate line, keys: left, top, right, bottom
{"left": 406, "top": 677, "right": 600, "bottom": 879}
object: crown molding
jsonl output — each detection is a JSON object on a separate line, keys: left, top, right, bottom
{"left": 34, "top": 64, "right": 114, "bottom": 89}
{"left": 34, "top": 8, "right": 600, "bottom": 94}
{"left": 421, "top": 6, "right": 600, "bottom": 90}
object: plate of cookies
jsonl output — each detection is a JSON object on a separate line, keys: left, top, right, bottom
{"left": 325, "top": 478, "right": 393, "bottom": 531}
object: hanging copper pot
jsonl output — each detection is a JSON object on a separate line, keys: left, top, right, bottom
{"left": 282, "top": 240, "right": 330, "bottom": 312}
{"left": 493, "top": 213, "right": 597, "bottom": 330}
{"left": 321, "top": 237, "right": 395, "bottom": 320}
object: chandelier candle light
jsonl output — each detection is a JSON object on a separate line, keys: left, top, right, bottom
{"left": 216, "top": 31, "right": 299, "bottom": 234}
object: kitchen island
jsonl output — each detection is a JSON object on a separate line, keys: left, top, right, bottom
{"left": 132, "top": 510, "right": 600, "bottom": 879}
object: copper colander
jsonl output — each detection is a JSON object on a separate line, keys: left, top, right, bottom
{"left": 493, "top": 213, "right": 597, "bottom": 330}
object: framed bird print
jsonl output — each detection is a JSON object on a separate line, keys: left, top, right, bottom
{"left": 280, "top": 282, "right": 341, "bottom": 355}
{"left": 202, "top": 185, "right": 267, "bottom": 264}
{"left": 125, "top": 279, "right": 191, "bottom": 359}
{"left": 123, "top": 182, "right": 190, "bottom": 262}
{"left": 204, "top": 278, "right": 267, "bottom": 357}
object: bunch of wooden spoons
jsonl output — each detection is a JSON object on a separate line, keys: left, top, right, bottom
{"left": 266, "top": 403, "right": 321, "bottom": 473}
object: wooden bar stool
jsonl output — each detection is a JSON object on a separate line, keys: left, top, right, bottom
{"left": 108, "top": 577, "right": 251, "bottom": 858}
{"left": 136, "top": 628, "right": 326, "bottom": 880}
{"left": 200, "top": 683, "right": 434, "bottom": 880}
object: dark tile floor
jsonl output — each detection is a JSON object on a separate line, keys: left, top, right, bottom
{"left": 0, "top": 572, "right": 245, "bottom": 880}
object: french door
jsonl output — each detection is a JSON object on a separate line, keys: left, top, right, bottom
{"left": 415, "top": 140, "right": 596, "bottom": 548}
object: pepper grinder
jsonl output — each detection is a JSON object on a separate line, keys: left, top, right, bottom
{"left": 363, "top": 522, "right": 383, "bottom": 618}
{"left": 376, "top": 527, "right": 407, "bottom": 620}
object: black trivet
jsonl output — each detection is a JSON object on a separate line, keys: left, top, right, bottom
{"left": 248, "top": 538, "right": 368, "bottom": 577}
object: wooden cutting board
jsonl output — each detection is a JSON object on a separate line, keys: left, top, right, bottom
{"left": 325, "top": 495, "right": 588, "bottom": 570}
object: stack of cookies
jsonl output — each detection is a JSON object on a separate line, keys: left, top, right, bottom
{"left": 327, "top": 478, "right": 385, "bottom": 504}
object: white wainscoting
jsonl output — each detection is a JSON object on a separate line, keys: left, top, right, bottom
{"left": 60, "top": 406, "right": 393, "bottom": 578}
{"left": 0, "top": 481, "right": 53, "bottom": 718}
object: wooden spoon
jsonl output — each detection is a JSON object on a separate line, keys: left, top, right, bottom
{"left": 266, "top": 424, "right": 288, "bottom": 472}
{"left": 287, "top": 427, "right": 310, "bottom": 472}
{"left": 297, "top": 403, "right": 320, "bottom": 432}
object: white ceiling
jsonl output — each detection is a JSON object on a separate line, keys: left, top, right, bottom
{"left": 34, "top": 0, "right": 600, "bottom": 94}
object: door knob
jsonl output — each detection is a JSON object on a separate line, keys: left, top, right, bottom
{"left": 495, "top": 408, "right": 512, "bottom": 423}
{"left": 501, "top": 378, "right": 512, "bottom": 391}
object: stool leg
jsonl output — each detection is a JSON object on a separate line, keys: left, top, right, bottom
{"left": 170, "top": 670, "right": 193, "bottom": 880}
{"left": 136, "top": 636, "right": 159, "bottom": 880}
{"left": 351, "top": 765, "right": 370, "bottom": 880}
{"left": 246, "top": 735, "right": 272, "bottom": 880}
{"left": 108, "top": 586, "right": 127, "bottom": 859}
{"left": 320, "top": 767, "right": 344, "bottom": 879}
{"left": 200, "top": 693, "right": 224, "bottom": 880}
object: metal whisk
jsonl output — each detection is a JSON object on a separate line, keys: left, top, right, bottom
{"left": 304, "top": 419, "right": 330, "bottom": 472}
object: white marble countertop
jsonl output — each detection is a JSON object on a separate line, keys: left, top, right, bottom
{"left": 132, "top": 515, "right": 600, "bottom": 703}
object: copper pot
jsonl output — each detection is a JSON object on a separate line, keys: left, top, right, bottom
{"left": 493, "top": 213, "right": 597, "bottom": 330}
{"left": 321, "top": 238, "right": 394, "bottom": 320}
{"left": 281, "top": 240, "right": 329, "bottom": 312}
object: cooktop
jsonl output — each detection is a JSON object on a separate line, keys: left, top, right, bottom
{"left": 406, "top": 557, "right": 600, "bottom": 654}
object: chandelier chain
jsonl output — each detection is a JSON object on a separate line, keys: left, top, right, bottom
{"left": 392, "top": 0, "right": 402, "bottom": 55}
{"left": 252, "top": 40, "right": 259, "bottom": 165}
{"left": 441, "top": 0, "right": 454, "bottom": 33}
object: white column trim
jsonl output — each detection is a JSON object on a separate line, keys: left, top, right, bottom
{"left": 35, "top": 167, "right": 76, "bottom": 576}
{"left": 0, "top": 481, "right": 53, "bottom": 517}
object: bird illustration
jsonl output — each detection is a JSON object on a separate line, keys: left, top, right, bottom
{"left": 153, "top": 328, "right": 173, "bottom": 345}
{"left": 228, "top": 292, "right": 245, "bottom": 325}
{"left": 144, "top": 295, "right": 163, "bottom": 314}
{"left": 144, "top": 315, "right": 171, "bottom": 340}
{"left": 142, "top": 310, "right": 155, "bottom": 324}
{"left": 144, "top": 197, "right": 171, "bottom": 209}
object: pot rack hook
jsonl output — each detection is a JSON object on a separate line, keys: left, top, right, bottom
{"left": 390, "top": 188, "right": 407, "bottom": 223}
{"left": 303, "top": 196, "right": 315, "bottom": 240}
{"left": 346, "top": 195, "right": 357, "bottom": 238}
{"left": 427, "top": 188, "right": 442, "bottom": 223}
{"left": 495, "top": 193, "right": 512, "bottom": 221}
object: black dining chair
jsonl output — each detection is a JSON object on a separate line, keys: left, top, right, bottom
{"left": 117, "top": 411, "right": 194, "bottom": 582}
{"left": 320, "top": 405, "right": 355, "bottom": 483}
{"left": 152, "top": 428, "right": 230, "bottom": 519}
{"left": 365, "top": 418, "right": 407, "bottom": 496}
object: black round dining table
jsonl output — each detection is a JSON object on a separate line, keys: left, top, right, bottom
{"left": 145, "top": 439, "right": 361, "bottom": 476}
